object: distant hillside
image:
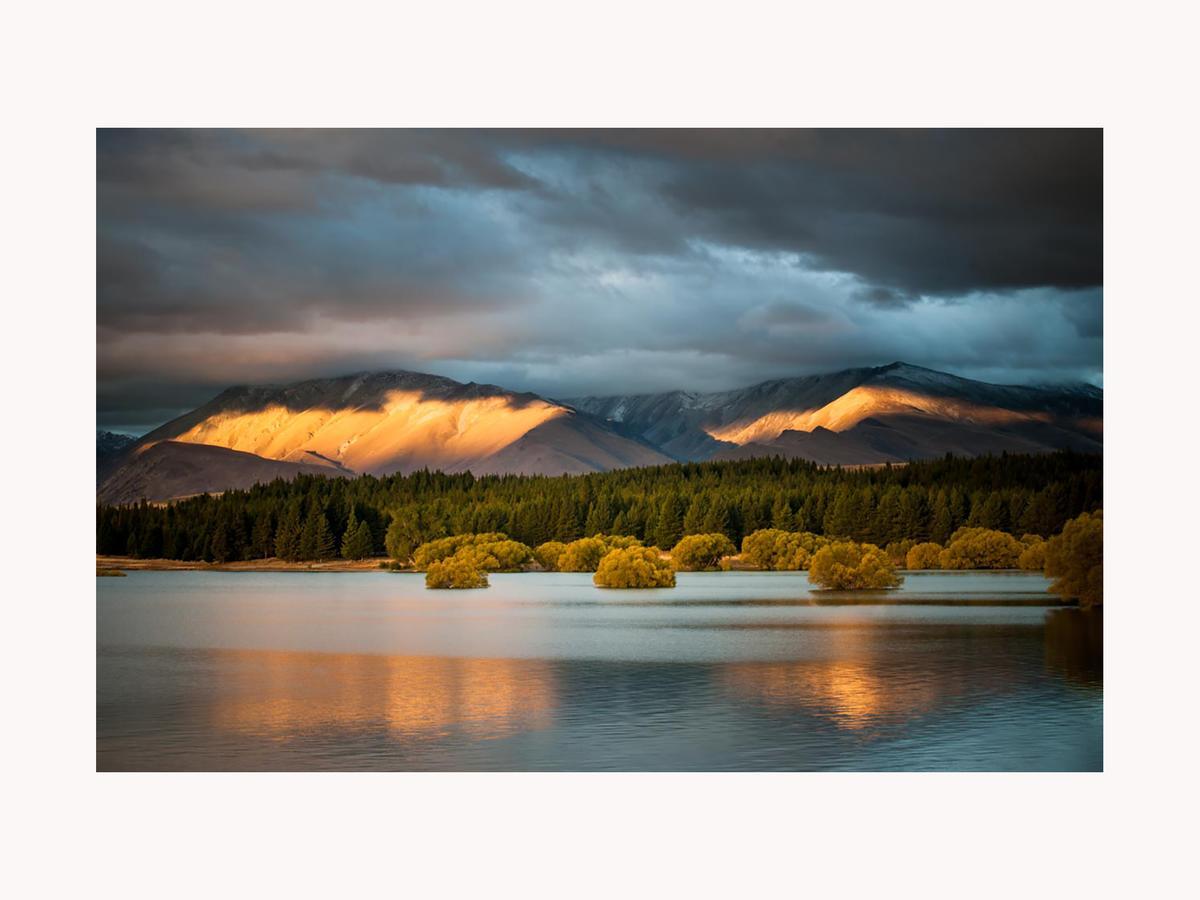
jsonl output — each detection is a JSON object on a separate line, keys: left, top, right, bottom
{"left": 98, "top": 430, "right": 136, "bottom": 457}
{"left": 97, "top": 430, "right": 137, "bottom": 485}
{"left": 567, "top": 362, "right": 1102, "bottom": 464}
{"left": 98, "top": 441, "right": 353, "bottom": 505}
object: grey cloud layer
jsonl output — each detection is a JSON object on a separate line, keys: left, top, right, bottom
{"left": 97, "top": 129, "right": 1102, "bottom": 432}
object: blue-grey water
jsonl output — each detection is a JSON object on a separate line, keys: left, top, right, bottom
{"left": 96, "top": 570, "right": 1102, "bottom": 771}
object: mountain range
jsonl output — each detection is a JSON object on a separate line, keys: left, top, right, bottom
{"left": 97, "top": 363, "right": 1102, "bottom": 503}
{"left": 567, "top": 362, "right": 1102, "bottom": 466}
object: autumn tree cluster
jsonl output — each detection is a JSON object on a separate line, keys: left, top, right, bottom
{"left": 414, "top": 531, "right": 679, "bottom": 589}
{"left": 538, "top": 534, "right": 678, "bottom": 588}
{"left": 739, "top": 529, "right": 828, "bottom": 570}
{"left": 808, "top": 542, "right": 903, "bottom": 590}
{"left": 425, "top": 555, "right": 490, "bottom": 589}
{"left": 670, "top": 533, "right": 736, "bottom": 571}
{"left": 535, "top": 534, "right": 645, "bottom": 572}
{"left": 415, "top": 533, "right": 534, "bottom": 589}
{"left": 897, "top": 528, "right": 1048, "bottom": 570}
{"left": 593, "top": 546, "right": 676, "bottom": 588}
{"left": 1044, "top": 510, "right": 1103, "bottom": 606}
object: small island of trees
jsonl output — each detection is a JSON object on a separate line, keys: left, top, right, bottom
{"left": 593, "top": 546, "right": 676, "bottom": 588}
{"left": 808, "top": 541, "right": 903, "bottom": 590}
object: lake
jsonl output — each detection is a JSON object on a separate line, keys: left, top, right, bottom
{"left": 97, "top": 570, "right": 1102, "bottom": 771}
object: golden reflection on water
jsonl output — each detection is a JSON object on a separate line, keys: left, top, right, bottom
{"left": 211, "top": 651, "right": 557, "bottom": 742}
{"left": 719, "top": 625, "right": 943, "bottom": 731}
{"left": 721, "top": 661, "right": 885, "bottom": 729}
{"left": 720, "top": 660, "right": 952, "bottom": 731}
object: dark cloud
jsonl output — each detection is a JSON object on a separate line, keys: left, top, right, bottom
{"left": 97, "top": 129, "right": 1102, "bottom": 432}
{"left": 652, "top": 130, "right": 1102, "bottom": 296}
{"left": 495, "top": 129, "right": 1102, "bottom": 297}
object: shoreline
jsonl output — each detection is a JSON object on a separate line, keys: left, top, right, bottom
{"left": 96, "top": 555, "right": 397, "bottom": 573}
{"left": 97, "top": 555, "right": 1039, "bottom": 577}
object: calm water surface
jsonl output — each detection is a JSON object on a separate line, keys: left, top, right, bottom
{"left": 97, "top": 571, "right": 1102, "bottom": 771}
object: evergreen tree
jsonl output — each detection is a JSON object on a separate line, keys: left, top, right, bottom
{"left": 342, "top": 512, "right": 374, "bottom": 560}
{"left": 824, "top": 487, "right": 857, "bottom": 538}
{"left": 701, "top": 498, "right": 732, "bottom": 539}
{"left": 739, "top": 495, "right": 765, "bottom": 536}
{"left": 251, "top": 511, "right": 274, "bottom": 558}
{"left": 1007, "top": 491, "right": 1029, "bottom": 533}
{"left": 771, "top": 493, "right": 795, "bottom": 530}
{"left": 298, "top": 510, "right": 318, "bottom": 560}
{"left": 898, "top": 488, "right": 929, "bottom": 542}
{"left": 871, "top": 486, "right": 903, "bottom": 545}
{"left": 930, "top": 490, "right": 954, "bottom": 545}
{"left": 190, "top": 533, "right": 209, "bottom": 561}
{"left": 97, "top": 515, "right": 119, "bottom": 555}
{"left": 798, "top": 493, "right": 821, "bottom": 533}
{"left": 341, "top": 508, "right": 361, "bottom": 559}
{"left": 310, "top": 511, "right": 336, "bottom": 560}
{"left": 979, "top": 492, "right": 1009, "bottom": 531}
{"left": 626, "top": 498, "right": 649, "bottom": 540}
{"left": 584, "top": 495, "right": 613, "bottom": 536}
{"left": 652, "top": 496, "right": 684, "bottom": 549}
{"left": 226, "top": 511, "right": 248, "bottom": 561}
{"left": 275, "top": 504, "right": 302, "bottom": 561}
{"left": 949, "top": 488, "right": 969, "bottom": 532}
{"left": 138, "top": 524, "right": 163, "bottom": 559}
{"left": 353, "top": 519, "right": 374, "bottom": 558}
{"left": 210, "top": 520, "right": 230, "bottom": 563}
{"left": 552, "top": 498, "right": 581, "bottom": 542}
{"left": 854, "top": 487, "right": 877, "bottom": 542}
{"left": 509, "top": 502, "right": 545, "bottom": 547}
{"left": 164, "top": 526, "right": 186, "bottom": 560}
{"left": 1021, "top": 485, "right": 1065, "bottom": 537}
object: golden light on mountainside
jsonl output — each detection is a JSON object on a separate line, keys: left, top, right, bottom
{"left": 705, "top": 385, "right": 1059, "bottom": 446}
{"left": 160, "top": 390, "right": 569, "bottom": 475}
{"left": 210, "top": 650, "right": 558, "bottom": 741}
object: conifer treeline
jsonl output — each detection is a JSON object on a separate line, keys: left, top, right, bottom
{"left": 95, "top": 452, "right": 1102, "bottom": 563}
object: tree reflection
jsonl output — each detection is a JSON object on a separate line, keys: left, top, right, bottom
{"left": 1044, "top": 608, "right": 1103, "bottom": 685}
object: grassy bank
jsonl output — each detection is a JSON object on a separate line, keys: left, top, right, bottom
{"left": 96, "top": 555, "right": 391, "bottom": 573}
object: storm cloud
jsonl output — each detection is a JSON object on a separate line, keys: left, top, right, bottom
{"left": 97, "top": 128, "right": 1102, "bottom": 434}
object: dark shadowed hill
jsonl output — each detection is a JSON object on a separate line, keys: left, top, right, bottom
{"left": 98, "top": 441, "right": 353, "bottom": 505}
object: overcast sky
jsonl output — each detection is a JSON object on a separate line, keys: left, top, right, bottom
{"left": 98, "top": 129, "right": 1102, "bottom": 434}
